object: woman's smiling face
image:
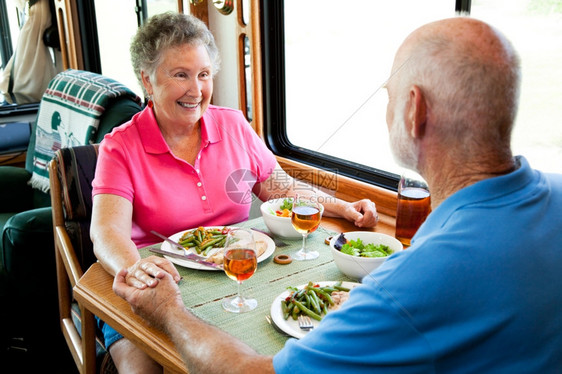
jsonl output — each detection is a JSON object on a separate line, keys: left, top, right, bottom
{"left": 142, "top": 43, "right": 213, "bottom": 129}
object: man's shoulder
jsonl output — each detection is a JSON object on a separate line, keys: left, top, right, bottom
{"left": 542, "top": 169, "right": 562, "bottom": 187}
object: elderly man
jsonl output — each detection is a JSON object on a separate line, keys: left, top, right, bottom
{"left": 113, "top": 17, "right": 562, "bottom": 373}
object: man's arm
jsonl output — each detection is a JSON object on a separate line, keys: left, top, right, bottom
{"left": 113, "top": 269, "right": 276, "bottom": 374}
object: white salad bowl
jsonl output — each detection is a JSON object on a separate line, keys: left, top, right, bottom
{"left": 329, "top": 231, "right": 403, "bottom": 281}
{"left": 260, "top": 198, "right": 302, "bottom": 239}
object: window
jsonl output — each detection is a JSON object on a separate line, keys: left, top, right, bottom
{"left": 94, "top": 0, "right": 142, "bottom": 97}
{"left": 470, "top": 0, "right": 562, "bottom": 174}
{"left": 94, "top": 0, "right": 182, "bottom": 99}
{"left": 262, "top": 0, "right": 562, "bottom": 192}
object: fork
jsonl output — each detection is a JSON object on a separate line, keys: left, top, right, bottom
{"left": 298, "top": 315, "right": 314, "bottom": 331}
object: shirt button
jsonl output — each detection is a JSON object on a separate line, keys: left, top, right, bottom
{"left": 201, "top": 196, "right": 207, "bottom": 201}
{"left": 197, "top": 182, "right": 202, "bottom": 187}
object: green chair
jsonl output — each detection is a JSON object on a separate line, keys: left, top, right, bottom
{"left": 0, "top": 69, "right": 142, "bottom": 363}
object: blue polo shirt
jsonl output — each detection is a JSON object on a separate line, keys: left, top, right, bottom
{"left": 274, "top": 156, "right": 562, "bottom": 373}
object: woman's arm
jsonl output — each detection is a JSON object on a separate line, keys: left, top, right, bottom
{"left": 91, "top": 194, "right": 138, "bottom": 276}
{"left": 253, "top": 163, "right": 378, "bottom": 228}
{"left": 91, "top": 194, "right": 181, "bottom": 288}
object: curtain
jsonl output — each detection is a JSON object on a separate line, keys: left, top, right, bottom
{"left": 0, "top": 0, "right": 59, "bottom": 102}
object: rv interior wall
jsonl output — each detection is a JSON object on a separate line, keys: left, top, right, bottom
{"left": 208, "top": 4, "right": 239, "bottom": 110}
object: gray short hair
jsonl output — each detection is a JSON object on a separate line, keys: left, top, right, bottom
{"left": 406, "top": 26, "right": 521, "bottom": 153}
{"left": 130, "top": 12, "right": 221, "bottom": 96}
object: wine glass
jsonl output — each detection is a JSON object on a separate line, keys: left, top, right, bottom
{"left": 291, "top": 195, "right": 323, "bottom": 261}
{"left": 221, "top": 228, "right": 258, "bottom": 313}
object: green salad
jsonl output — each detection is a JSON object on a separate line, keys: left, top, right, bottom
{"left": 336, "top": 235, "right": 393, "bottom": 258}
{"left": 279, "top": 198, "right": 293, "bottom": 211}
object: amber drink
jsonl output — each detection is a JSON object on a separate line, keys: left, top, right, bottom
{"left": 395, "top": 173, "right": 431, "bottom": 246}
{"left": 291, "top": 195, "right": 323, "bottom": 261}
{"left": 221, "top": 229, "right": 258, "bottom": 313}
{"left": 291, "top": 206, "right": 322, "bottom": 234}
{"left": 224, "top": 249, "right": 257, "bottom": 282}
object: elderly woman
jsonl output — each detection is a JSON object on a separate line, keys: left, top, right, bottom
{"left": 91, "top": 12, "right": 378, "bottom": 372}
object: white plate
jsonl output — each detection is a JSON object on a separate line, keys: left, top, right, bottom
{"left": 270, "top": 281, "right": 360, "bottom": 339}
{"left": 160, "top": 227, "right": 275, "bottom": 271}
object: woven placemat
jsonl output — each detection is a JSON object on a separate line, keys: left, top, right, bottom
{"left": 140, "top": 217, "right": 353, "bottom": 355}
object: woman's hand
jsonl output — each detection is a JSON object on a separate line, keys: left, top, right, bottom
{"left": 113, "top": 268, "right": 183, "bottom": 330}
{"left": 255, "top": 164, "right": 380, "bottom": 228}
{"left": 124, "top": 255, "right": 182, "bottom": 289}
{"left": 341, "top": 199, "right": 379, "bottom": 228}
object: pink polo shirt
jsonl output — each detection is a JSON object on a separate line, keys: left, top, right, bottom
{"left": 92, "top": 105, "right": 277, "bottom": 248}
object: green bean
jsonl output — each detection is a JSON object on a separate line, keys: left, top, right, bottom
{"left": 311, "top": 287, "right": 334, "bottom": 305}
{"left": 200, "top": 237, "right": 224, "bottom": 254}
{"left": 334, "top": 285, "right": 350, "bottom": 292}
{"left": 303, "top": 292, "right": 312, "bottom": 309}
{"left": 179, "top": 235, "right": 195, "bottom": 244}
{"left": 292, "top": 300, "right": 322, "bottom": 321}
{"left": 285, "top": 301, "right": 295, "bottom": 319}
{"left": 281, "top": 300, "right": 290, "bottom": 320}
{"left": 291, "top": 304, "right": 300, "bottom": 320}
{"left": 317, "top": 296, "right": 325, "bottom": 309}
{"left": 193, "top": 240, "right": 202, "bottom": 254}
{"left": 307, "top": 290, "right": 323, "bottom": 315}
{"left": 293, "top": 288, "right": 306, "bottom": 300}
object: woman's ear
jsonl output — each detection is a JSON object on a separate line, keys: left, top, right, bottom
{"left": 407, "top": 85, "right": 427, "bottom": 138}
{"left": 141, "top": 71, "right": 153, "bottom": 95}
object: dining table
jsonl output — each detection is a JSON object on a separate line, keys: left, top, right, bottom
{"left": 73, "top": 214, "right": 395, "bottom": 374}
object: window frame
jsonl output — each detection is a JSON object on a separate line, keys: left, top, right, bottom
{"left": 0, "top": 0, "right": 13, "bottom": 69}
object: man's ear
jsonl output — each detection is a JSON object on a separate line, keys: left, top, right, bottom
{"left": 407, "top": 85, "right": 427, "bottom": 138}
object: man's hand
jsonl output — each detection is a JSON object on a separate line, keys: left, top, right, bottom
{"left": 113, "top": 267, "right": 183, "bottom": 331}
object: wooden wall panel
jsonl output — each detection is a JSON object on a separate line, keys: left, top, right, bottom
{"left": 54, "top": 0, "right": 82, "bottom": 70}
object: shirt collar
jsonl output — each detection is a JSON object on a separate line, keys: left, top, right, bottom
{"left": 200, "top": 105, "right": 222, "bottom": 146}
{"left": 413, "top": 156, "right": 533, "bottom": 243}
{"left": 139, "top": 105, "right": 222, "bottom": 154}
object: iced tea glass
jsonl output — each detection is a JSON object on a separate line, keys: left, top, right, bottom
{"left": 395, "top": 171, "right": 431, "bottom": 246}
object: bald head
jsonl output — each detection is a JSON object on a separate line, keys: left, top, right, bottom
{"left": 390, "top": 17, "right": 521, "bottom": 159}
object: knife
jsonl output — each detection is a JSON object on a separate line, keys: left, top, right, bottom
{"left": 148, "top": 246, "right": 223, "bottom": 269}
{"left": 149, "top": 230, "right": 223, "bottom": 269}
{"left": 150, "top": 230, "right": 193, "bottom": 252}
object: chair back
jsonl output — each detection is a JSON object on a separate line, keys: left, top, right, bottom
{"left": 49, "top": 144, "right": 103, "bottom": 374}
{"left": 26, "top": 69, "right": 141, "bottom": 204}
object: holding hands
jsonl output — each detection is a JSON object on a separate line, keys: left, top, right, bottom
{"left": 114, "top": 267, "right": 182, "bottom": 331}
{"left": 124, "top": 255, "right": 182, "bottom": 289}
